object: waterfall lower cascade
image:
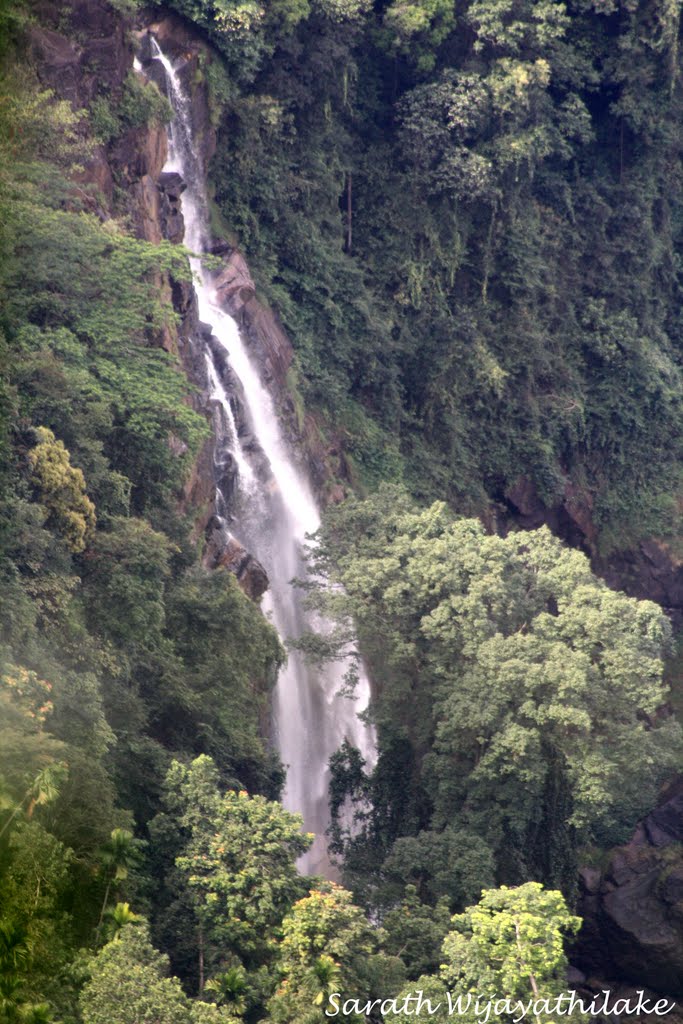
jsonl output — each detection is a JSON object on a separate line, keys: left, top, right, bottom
{"left": 144, "top": 39, "right": 375, "bottom": 875}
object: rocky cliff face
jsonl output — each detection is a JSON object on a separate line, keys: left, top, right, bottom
{"left": 26, "top": 0, "right": 683, "bottom": 997}
{"left": 574, "top": 781, "right": 683, "bottom": 1007}
{"left": 28, "top": 0, "right": 322, "bottom": 599}
{"left": 39, "top": 0, "right": 683, "bottom": 619}
{"left": 502, "top": 474, "right": 683, "bottom": 625}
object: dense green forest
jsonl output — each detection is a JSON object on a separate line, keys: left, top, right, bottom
{"left": 200, "top": 0, "right": 683, "bottom": 548}
{"left": 2, "top": 0, "right": 683, "bottom": 1020}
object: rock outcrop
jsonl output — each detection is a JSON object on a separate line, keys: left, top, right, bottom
{"left": 503, "top": 473, "right": 683, "bottom": 622}
{"left": 158, "top": 171, "right": 186, "bottom": 244}
{"left": 575, "top": 780, "right": 683, "bottom": 998}
{"left": 204, "top": 517, "right": 269, "bottom": 601}
{"left": 27, "top": 0, "right": 266, "bottom": 598}
{"left": 139, "top": 14, "right": 217, "bottom": 169}
{"left": 30, "top": 0, "right": 129, "bottom": 108}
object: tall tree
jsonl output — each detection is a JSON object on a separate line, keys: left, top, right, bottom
{"left": 309, "top": 487, "right": 682, "bottom": 895}
{"left": 152, "top": 756, "right": 312, "bottom": 998}
{"left": 267, "top": 884, "right": 404, "bottom": 1024}
{"left": 392, "top": 882, "right": 582, "bottom": 1023}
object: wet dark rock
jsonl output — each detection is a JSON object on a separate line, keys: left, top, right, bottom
{"left": 158, "top": 172, "right": 186, "bottom": 244}
{"left": 204, "top": 517, "right": 269, "bottom": 601}
{"left": 28, "top": 27, "right": 83, "bottom": 106}
{"left": 31, "top": 0, "right": 130, "bottom": 107}
{"left": 643, "top": 788, "right": 683, "bottom": 846}
{"left": 575, "top": 780, "right": 683, "bottom": 997}
{"left": 139, "top": 17, "right": 216, "bottom": 167}
{"left": 503, "top": 474, "right": 683, "bottom": 620}
{"left": 235, "top": 299, "right": 293, "bottom": 391}
{"left": 211, "top": 240, "right": 234, "bottom": 257}
{"left": 597, "top": 542, "right": 683, "bottom": 625}
{"left": 112, "top": 122, "right": 167, "bottom": 187}
{"left": 159, "top": 171, "right": 186, "bottom": 198}
{"left": 171, "top": 277, "right": 195, "bottom": 319}
{"left": 205, "top": 335, "right": 272, "bottom": 484}
{"left": 134, "top": 12, "right": 345, "bottom": 509}
{"left": 31, "top": 3, "right": 343, "bottom": 566}
{"left": 137, "top": 30, "right": 157, "bottom": 64}
{"left": 214, "top": 251, "right": 257, "bottom": 314}
{"left": 214, "top": 450, "right": 238, "bottom": 508}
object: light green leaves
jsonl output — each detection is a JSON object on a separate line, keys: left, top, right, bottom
{"left": 313, "top": 486, "right": 682, "bottom": 885}
{"left": 80, "top": 924, "right": 191, "bottom": 1024}
{"left": 28, "top": 427, "right": 96, "bottom": 553}
{"left": 164, "top": 757, "right": 311, "bottom": 969}
{"left": 442, "top": 883, "right": 581, "bottom": 1020}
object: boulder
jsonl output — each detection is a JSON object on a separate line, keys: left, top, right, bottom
{"left": 575, "top": 781, "right": 683, "bottom": 997}
{"left": 111, "top": 121, "right": 168, "bottom": 189}
{"left": 236, "top": 298, "right": 295, "bottom": 393}
{"left": 597, "top": 540, "right": 683, "bottom": 623}
{"left": 28, "top": 27, "right": 83, "bottom": 104}
{"left": 503, "top": 473, "right": 683, "bottom": 621}
{"left": 214, "top": 251, "right": 256, "bottom": 314}
{"left": 644, "top": 785, "right": 683, "bottom": 846}
{"left": 204, "top": 518, "right": 269, "bottom": 601}
{"left": 31, "top": 0, "right": 130, "bottom": 107}
{"left": 159, "top": 171, "right": 186, "bottom": 244}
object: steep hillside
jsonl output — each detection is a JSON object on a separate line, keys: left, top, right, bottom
{"left": 3, "top": 0, "right": 683, "bottom": 1022}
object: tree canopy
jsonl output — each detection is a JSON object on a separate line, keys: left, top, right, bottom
{"left": 307, "top": 486, "right": 682, "bottom": 899}
{"left": 3, "top": 0, "right": 683, "bottom": 1019}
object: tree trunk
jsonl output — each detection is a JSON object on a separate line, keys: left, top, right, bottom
{"left": 198, "top": 923, "right": 205, "bottom": 997}
{"left": 96, "top": 877, "right": 112, "bottom": 940}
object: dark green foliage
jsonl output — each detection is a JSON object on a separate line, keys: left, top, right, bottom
{"left": 90, "top": 71, "right": 172, "bottom": 144}
{"left": 0, "top": 35, "right": 286, "bottom": 1023}
{"left": 150, "top": 755, "right": 311, "bottom": 999}
{"left": 80, "top": 923, "right": 193, "bottom": 1024}
{"left": 161, "top": 569, "right": 284, "bottom": 794}
{"left": 118, "top": 71, "right": 173, "bottom": 130}
{"left": 382, "top": 885, "right": 451, "bottom": 979}
{"left": 199, "top": 0, "right": 683, "bottom": 546}
{"left": 4, "top": 0, "right": 683, "bottom": 1019}
{"left": 267, "top": 883, "right": 405, "bottom": 1024}
{"left": 390, "top": 883, "right": 582, "bottom": 1023}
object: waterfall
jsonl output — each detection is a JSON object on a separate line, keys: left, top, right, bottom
{"left": 145, "top": 39, "right": 375, "bottom": 875}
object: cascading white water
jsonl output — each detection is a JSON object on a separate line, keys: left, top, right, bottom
{"left": 205, "top": 353, "right": 256, "bottom": 494}
{"left": 146, "top": 39, "right": 375, "bottom": 874}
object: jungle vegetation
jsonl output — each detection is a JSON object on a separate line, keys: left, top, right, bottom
{"left": 2, "top": 0, "right": 683, "bottom": 1021}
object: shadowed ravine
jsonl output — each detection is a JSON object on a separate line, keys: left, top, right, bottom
{"left": 144, "top": 37, "right": 375, "bottom": 876}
